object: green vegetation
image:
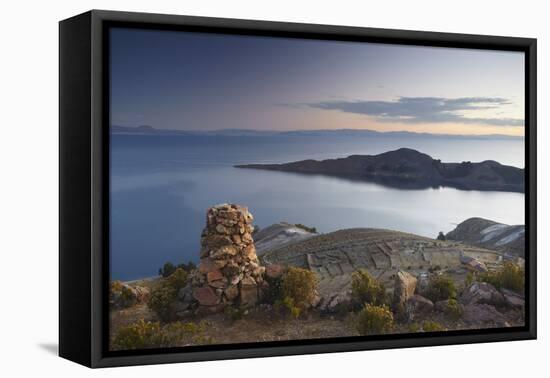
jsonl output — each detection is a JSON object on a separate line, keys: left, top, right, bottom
{"left": 425, "top": 274, "right": 457, "bottom": 302}
{"left": 355, "top": 304, "right": 394, "bottom": 335}
{"left": 422, "top": 321, "right": 445, "bottom": 332}
{"left": 147, "top": 268, "right": 189, "bottom": 321}
{"left": 109, "top": 280, "right": 136, "bottom": 308}
{"left": 111, "top": 319, "right": 208, "bottom": 350}
{"left": 444, "top": 299, "right": 463, "bottom": 321}
{"left": 479, "top": 262, "right": 524, "bottom": 292}
{"left": 436, "top": 231, "right": 446, "bottom": 241}
{"left": 407, "top": 323, "right": 421, "bottom": 333}
{"left": 159, "top": 261, "right": 196, "bottom": 278}
{"left": 275, "top": 267, "right": 318, "bottom": 317}
{"left": 294, "top": 223, "right": 317, "bottom": 233}
{"left": 351, "top": 269, "right": 386, "bottom": 307}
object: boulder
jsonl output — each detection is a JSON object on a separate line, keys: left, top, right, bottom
{"left": 193, "top": 286, "right": 220, "bottom": 306}
{"left": 406, "top": 294, "right": 434, "bottom": 316}
{"left": 463, "top": 303, "right": 509, "bottom": 326}
{"left": 460, "top": 282, "right": 505, "bottom": 307}
{"left": 393, "top": 270, "right": 417, "bottom": 311}
{"left": 500, "top": 288, "right": 525, "bottom": 308}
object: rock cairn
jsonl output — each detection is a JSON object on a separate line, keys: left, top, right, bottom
{"left": 192, "top": 204, "right": 265, "bottom": 311}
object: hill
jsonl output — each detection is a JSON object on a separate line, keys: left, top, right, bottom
{"left": 235, "top": 148, "right": 524, "bottom": 192}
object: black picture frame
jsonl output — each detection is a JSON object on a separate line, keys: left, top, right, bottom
{"left": 59, "top": 9, "right": 537, "bottom": 368}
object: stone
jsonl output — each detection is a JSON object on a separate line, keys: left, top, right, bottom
{"left": 207, "top": 270, "right": 224, "bottom": 283}
{"left": 265, "top": 264, "right": 285, "bottom": 279}
{"left": 225, "top": 285, "right": 239, "bottom": 300}
{"left": 460, "top": 282, "right": 505, "bottom": 307}
{"left": 407, "top": 294, "right": 434, "bottom": 315}
{"left": 463, "top": 303, "right": 509, "bottom": 326}
{"left": 193, "top": 286, "right": 220, "bottom": 306}
{"left": 393, "top": 270, "right": 417, "bottom": 311}
{"left": 239, "top": 281, "right": 258, "bottom": 306}
{"left": 192, "top": 203, "right": 265, "bottom": 311}
{"left": 199, "top": 258, "right": 219, "bottom": 274}
{"left": 500, "top": 288, "right": 525, "bottom": 308}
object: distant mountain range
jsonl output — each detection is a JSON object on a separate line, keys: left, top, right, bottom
{"left": 111, "top": 125, "right": 523, "bottom": 140}
{"left": 235, "top": 148, "right": 525, "bottom": 193}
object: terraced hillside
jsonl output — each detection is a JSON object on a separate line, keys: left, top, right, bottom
{"left": 260, "top": 228, "right": 509, "bottom": 311}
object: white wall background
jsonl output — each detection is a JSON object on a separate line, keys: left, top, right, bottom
{"left": 0, "top": 0, "right": 546, "bottom": 376}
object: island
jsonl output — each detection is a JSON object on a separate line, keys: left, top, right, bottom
{"left": 235, "top": 148, "right": 524, "bottom": 193}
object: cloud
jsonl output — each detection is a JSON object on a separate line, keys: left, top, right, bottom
{"left": 307, "top": 97, "right": 523, "bottom": 126}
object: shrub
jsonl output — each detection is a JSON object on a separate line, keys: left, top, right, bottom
{"left": 425, "top": 275, "right": 457, "bottom": 302}
{"left": 147, "top": 268, "right": 190, "bottom": 321}
{"left": 262, "top": 274, "right": 284, "bottom": 305}
{"left": 111, "top": 320, "right": 164, "bottom": 350}
{"left": 147, "top": 284, "right": 178, "bottom": 321}
{"left": 422, "top": 321, "right": 445, "bottom": 332}
{"left": 465, "top": 271, "right": 475, "bottom": 288}
{"left": 479, "top": 262, "right": 524, "bottom": 292}
{"left": 159, "top": 261, "right": 196, "bottom": 277}
{"left": 111, "top": 320, "right": 207, "bottom": 350}
{"left": 166, "top": 268, "right": 189, "bottom": 291}
{"left": 407, "top": 323, "right": 421, "bottom": 333}
{"left": 275, "top": 296, "right": 302, "bottom": 318}
{"left": 351, "top": 269, "right": 386, "bottom": 307}
{"left": 294, "top": 223, "right": 317, "bottom": 233}
{"left": 436, "top": 232, "right": 446, "bottom": 241}
{"left": 110, "top": 280, "right": 137, "bottom": 308}
{"left": 355, "top": 304, "right": 394, "bottom": 335}
{"left": 281, "top": 267, "right": 317, "bottom": 312}
{"left": 159, "top": 262, "right": 176, "bottom": 278}
{"left": 444, "top": 299, "right": 463, "bottom": 320}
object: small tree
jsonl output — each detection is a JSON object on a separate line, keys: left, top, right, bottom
{"left": 159, "top": 262, "right": 176, "bottom": 278}
{"left": 278, "top": 267, "right": 317, "bottom": 316}
{"left": 351, "top": 269, "right": 386, "bottom": 307}
{"left": 479, "top": 262, "right": 524, "bottom": 292}
{"left": 425, "top": 274, "right": 457, "bottom": 302}
{"left": 436, "top": 232, "right": 446, "bottom": 241}
{"left": 356, "top": 304, "right": 394, "bottom": 335}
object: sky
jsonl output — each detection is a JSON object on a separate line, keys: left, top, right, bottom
{"left": 110, "top": 28, "right": 525, "bottom": 136}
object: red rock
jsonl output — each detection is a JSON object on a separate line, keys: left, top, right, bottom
{"left": 265, "top": 264, "right": 285, "bottom": 279}
{"left": 193, "top": 286, "right": 220, "bottom": 306}
{"left": 199, "top": 258, "right": 219, "bottom": 274}
{"left": 207, "top": 270, "right": 224, "bottom": 283}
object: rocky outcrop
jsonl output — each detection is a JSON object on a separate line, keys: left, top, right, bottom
{"left": 192, "top": 204, "right": 265, "bottom": 311}
{"left": 446, "top": 217, "right": 525, "bottom": 257}
{"left": 406, "top": 294, "right": 434, "bottom": 318}
{"left": 109, "top": 281, "right": 150, "bottom": 309}
{"left": 393, "top": 270, "right": 417, "bottom": 313}
{"left": 235, "top": 148, "right": 524, "bottom": 193}
{"left": 460, "top": 282, "right": 505, "bottom": 307}
{"left": 463, "top": 304, "right": 509, "bottom": 327}
{"left": 254, "top": 222, "right": 317, "bottom": 255}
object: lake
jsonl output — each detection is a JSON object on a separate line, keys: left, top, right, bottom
{"left": 110, "top": 133, "right": 525, "bottom": 280}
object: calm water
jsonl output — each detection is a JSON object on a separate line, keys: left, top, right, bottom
{"left": 110, "top": 134, "right": 525, "bottom": 280}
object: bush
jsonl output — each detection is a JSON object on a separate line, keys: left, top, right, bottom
{"left": 407, "top": 323, "right": 421, "bottom": 333}
{"left": 159, "top": 261, "right": 197, "bottom": 277}
{"left": 355, "top": 304, "right": 394, "bottom": 335}
{"left": 275, "top": 296, "right": 302, "bottom": 318}
{"left": 147, "top": 268, "right": 189, "bottom": 321}
{"left": 159, "top": 262, "right": 176, "bottom": 278}
{"left": 479, "top": 262, "right": 524, "bottom": 292}
{"left": 422, "top": 321, "right": 445, "bottom": 332}
{"left": 147, "top": 284, "right": 178, "bottom": 321}
{"left": 166, "top": 268, "right": 188, "bottom": 291}
{"left": 281, "top": 267, "right": 318, "bottom": 312}
{"left": 436, "top": 232, "right": 446, "bottom": 241}
{"left": 294, "top": 223, "right": 317, "bottom": 233}
{"left": 110, "top": 280, "right": 137, "bottom": 308}
{"left": 351, "top": 269, "right": 386, "bottom": 307}
{"left": 425, "top": 275, "right": 457, "bottom": 302}
{"left": 111, "top": 320, "right": 206, "bottom": 350}
{"left": 111, "top": 320, "right": 164, "bottom": 350}
{"left": 444, "top": 299, "right": 463, "bottom": 320}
